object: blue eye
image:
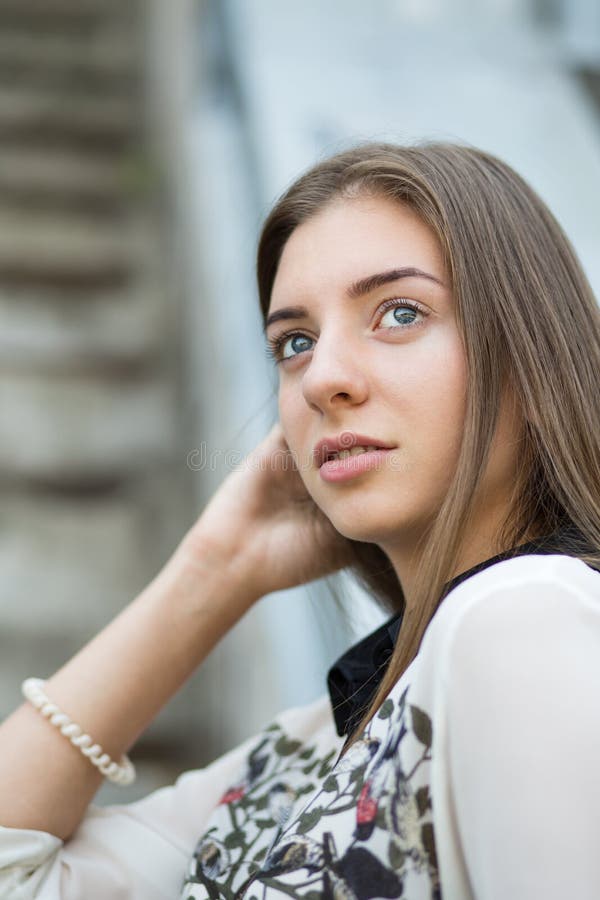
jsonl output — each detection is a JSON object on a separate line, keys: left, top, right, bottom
{"left": 379, "top": 303, "right": 422, "bottom": 328}
{"left": 281, "top": 334, "right": 314, "bottom": 360}
{"left": 264, "top": 298, "right": 426, "bottom": 365}
{"left": 265, "top": 332, "right": 314, "bottom": 364}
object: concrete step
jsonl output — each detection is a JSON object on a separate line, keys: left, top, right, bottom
{"left": 0, "top": 146, "right": 155, "bottom": 217}
{"left": 0, "top": 489, "right": 153, "bottom": 636}
{"left": 0, "top": 477, "right": 197, "bottom": 761}
{"left": 0, "top": 0, "right": 135, "bottom": 12}
{"left": 0, "top": 0, "right": 137, "bottom": 33}
{"left": 0, "top": 32, "right": 141, "bottom": 96}
{"left": 0, "top": 27, "right": 143, "bottom": 95}
{"left": 0, "top": 60, "right": 140, "bottom": 100}
{"left": 0, "top": 146, "right": 142, "bottom": 198}
{"left": 0, "top": 32, "right": 136, "bottom": 75}
{"left": 0, "top": 186, "right": 131, "bottom": 220}
{"left": 0, "top": 282, "right": 168, "bottom": 369}
{"left": 0, "top": 88, "right": 141, "bottom": 153}
{"left": 0, "top": 370, "right": 179, "bottom": 482}
{"left": 0, "top": 210, "right": 154, "bottom": 290}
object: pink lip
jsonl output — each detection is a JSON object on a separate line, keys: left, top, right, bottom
{"left": 319, "top": 447, "right": 395, "bottom": 483}
{"left": 313, "top": 433, "right": 396, "bottom": 469}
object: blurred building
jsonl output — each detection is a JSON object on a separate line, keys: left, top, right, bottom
{"left": 0, "top": 0, "right": 598, "bottom": 803}
{"left": 0, "top": 0, "right": 202, "bottom": 801}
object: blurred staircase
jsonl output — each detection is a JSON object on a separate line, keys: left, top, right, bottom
{"left": 0, "top": 0, "right": 194, "bottom": 784}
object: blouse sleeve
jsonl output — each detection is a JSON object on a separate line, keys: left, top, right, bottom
{"left": 442, "top": 562, "right": 600, "bottom": 900}
{"left": 0, "top": 694, "right": 335, "bottom": 900}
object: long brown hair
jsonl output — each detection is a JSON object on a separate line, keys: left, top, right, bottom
{"left": 256, "top": 141, "right": 600, "bottom": 749}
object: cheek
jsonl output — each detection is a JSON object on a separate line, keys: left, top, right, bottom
{"left": 277, "top": 388, "right": 322, "bottom": 499}
{"left": 385, "top": 333, "right": 468, "bottom": 445}
{"left": 429, "top": 353, "right": 467, "bottom": 464}
{"left": 278, "top": 387, "right": 308, "bottom": 459}
{"left": 426, "top": 347, "right": 467, "bottom": 436}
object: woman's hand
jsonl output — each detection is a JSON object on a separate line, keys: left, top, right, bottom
{"left": 181, "top": 422, "right": 356, "bottom": 600}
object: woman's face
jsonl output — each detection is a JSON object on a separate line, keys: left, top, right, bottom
{"left": 265, "top": 194, "right": 517, "bottom": 554}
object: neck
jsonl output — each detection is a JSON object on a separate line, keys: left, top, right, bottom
{"left": 382, "top": 508, "right": 543, "bottom": 616}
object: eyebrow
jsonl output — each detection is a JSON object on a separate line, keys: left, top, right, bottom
{"left": 263, "top": 266, "right": 444, "bottom": 334}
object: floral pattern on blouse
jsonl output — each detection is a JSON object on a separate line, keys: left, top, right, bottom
{"left": 180, "top": 678, "right": 440, "bottom": 900}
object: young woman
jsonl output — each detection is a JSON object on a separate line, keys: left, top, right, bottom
{"left": 0, "top": 141, "right": 599, "bottom": 900}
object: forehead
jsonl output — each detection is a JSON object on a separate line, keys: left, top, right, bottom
{"left": 271, "top": 195, "right": 445, "bottom": 303}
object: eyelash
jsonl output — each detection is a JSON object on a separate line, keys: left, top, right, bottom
{"left": 264, "top": 298, "right": 427, "bottom": 365}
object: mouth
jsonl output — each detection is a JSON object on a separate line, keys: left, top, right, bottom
{"left": 313, "top": 434, "right": 397, "bottom": 468}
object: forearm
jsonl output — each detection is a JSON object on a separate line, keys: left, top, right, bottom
{"left": 0, "top": 535, "right": 258, "bottom": 841}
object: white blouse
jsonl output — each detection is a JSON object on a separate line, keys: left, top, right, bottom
{"left": 1, "top": 551, "right": 599, "bottom": 899}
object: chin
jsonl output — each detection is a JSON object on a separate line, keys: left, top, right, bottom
{"left": 326, "top": 515, "right": 401, "bottom": 546}
{"left": 324, "top": 497, "right": 433, "bottom": 548}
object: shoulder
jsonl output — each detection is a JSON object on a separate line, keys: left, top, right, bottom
{"left": 423, "top": 557, "right": 600, "bottom": 899}
{"left": 418, "top": 552, "right": 600, "bottom": 738}
{"left": 423, "top": 552, "right": 600, "bottom": 659}
{"left": 445, "top": 550, "right": 598, "bottom": 612}
{"left": 413, "top": 552, "right": 600, "bottom": 717}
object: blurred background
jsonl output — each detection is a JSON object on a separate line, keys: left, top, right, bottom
{"left": 0, "top": 0, "right": 598, "bottom": 803}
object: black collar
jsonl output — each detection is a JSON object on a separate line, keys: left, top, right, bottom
{"left": 327, "top": 523, "right": 596, "bottom": 737}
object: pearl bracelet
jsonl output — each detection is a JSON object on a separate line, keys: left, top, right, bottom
{"left": 21, "top": 678, "right": 136, "bottom": 786}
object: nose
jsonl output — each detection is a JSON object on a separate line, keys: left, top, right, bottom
{"left": 301, "top": 326, "right": 369, "bottom": 413}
